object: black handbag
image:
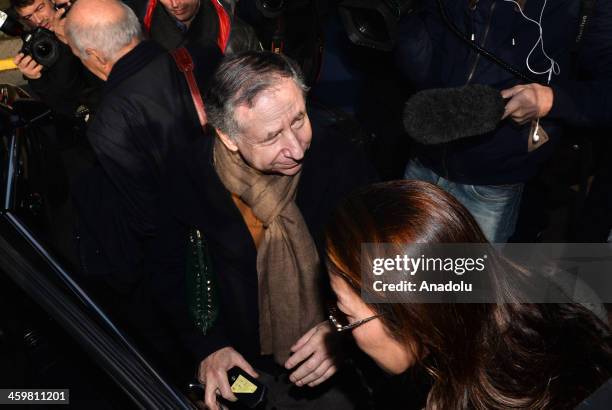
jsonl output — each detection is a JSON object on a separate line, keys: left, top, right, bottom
{"left": 185, "top": 228, "right": 219, "bottom": 335}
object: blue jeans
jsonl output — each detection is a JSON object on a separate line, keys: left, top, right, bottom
{"left": 404, "top": 159, "right": 524, "bottom": 243}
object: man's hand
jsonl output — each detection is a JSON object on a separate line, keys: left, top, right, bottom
{"left": 49, "top": 6, "right": 68, "bottom": 43}
{"left": 198, "top": 347, "right": 259, "bottom": 410}
{"left": 501, "top": 83, "right": 554, "bottom": 125}
{"left": 53, "top": 0, "right": 72, "bottom": 6}
{"left": 14, "top": 53, "right": 43, "bottom": 79}
{"left": 284, "top": 321, "right": 341, "bottom": 387}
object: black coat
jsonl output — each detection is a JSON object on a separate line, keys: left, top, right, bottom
{"left": 146, "top": 116, "right": 375, "bottom": 374}
{"left": 74, "top": 41, "right": 222, "bottom": 290}
{"left": 72, "top": 40, "right": 223, "bottom": 383}
{"left": 28, "top": 42, "right": 102, "bottom": 117}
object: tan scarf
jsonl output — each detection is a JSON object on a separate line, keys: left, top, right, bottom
{"left": 213, "top": 138, "right": 325, "bottom": 364}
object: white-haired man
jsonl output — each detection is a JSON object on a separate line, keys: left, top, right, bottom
{"left": 65, "top": 0, "right": 223, "bottom": 383}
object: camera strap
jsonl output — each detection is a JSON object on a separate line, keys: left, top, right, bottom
{"left": 211, "top": 0, "right": 231, "bottom": 53}
{"left": 143, "top": 0, "right": 157, "bottom": 36}
{"left": 170, "top": 47, "right": 208, "bottom": 129}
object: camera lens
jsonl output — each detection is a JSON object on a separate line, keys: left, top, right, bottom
{"left": 261, "top": 0, "right": 284, "bottom": 11}
{"left": 255, "top": 0, "right": 285, "bottom": 18}
{"left": 35, "top": 41, "right": 52, "bottom": 57}
{"left": 350, "top": 9, "right": 390, "bottom": 42}
{"left": 338, "top": 0, "right": 414, "bottom": 51}
{"left": 31, "top": 35, "right": 59, "bottom": 67}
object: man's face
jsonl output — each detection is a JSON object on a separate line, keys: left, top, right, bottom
{"left": 159, "top": 0, "right": 199, "bottom": 24}
{"left": 227, "top": 78, "right": 312, "bottom": 176}
{"left": 16, "top": 0, "right": 55, "bottom": 29}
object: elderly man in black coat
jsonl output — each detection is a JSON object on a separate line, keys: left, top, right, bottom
{"left": 64, "top": 0, "right": 223, "bottom": 382}
{"left": 150, "top": 51, "right": 375, "bottom": 409}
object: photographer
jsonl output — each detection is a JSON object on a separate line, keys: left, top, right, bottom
{"left": 11, "top": 0, "right": 101, "bottom": 117}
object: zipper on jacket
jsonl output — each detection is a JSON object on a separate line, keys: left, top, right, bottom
{"left": 441, "top": 0, "right": 495, "bottom": 181}
{"left": 466, "top": 0, "right": 497, "bottom": 84}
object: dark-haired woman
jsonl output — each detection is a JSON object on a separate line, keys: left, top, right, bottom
{"left": 326, "top": 180, "right": 612, "bottom": 409}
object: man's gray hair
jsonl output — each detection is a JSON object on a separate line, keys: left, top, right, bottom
{"left": 66, "top": 2, "right": 142, "bottom": 61}
{"left": 204, "top": 51, "right": 309, "bottom": 138}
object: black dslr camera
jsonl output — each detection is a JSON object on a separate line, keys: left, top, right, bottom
{"left": 0, "top": 9, "right": 61, "bottom": 67}
{"left": 21, "top": 28, "right": 60, "bottom": 67}
{"left": 338, "top": 0, "right": 416, "bottom": 51}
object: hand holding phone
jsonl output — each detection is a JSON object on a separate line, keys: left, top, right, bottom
{"left": 196, "top": 347, "right": 263, "bottom": 410}
{"left": 189, "top": 367, "right": 266, "bottom": 409}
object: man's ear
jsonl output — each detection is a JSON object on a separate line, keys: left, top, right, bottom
{"left": 215, "top": 128, "right": 239, "bottom": 152}
{"left": 85, "top": 48, "right": 107, "bottom": 66}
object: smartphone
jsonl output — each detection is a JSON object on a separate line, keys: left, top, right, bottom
{"left": 188, "top": 367, "right": 266, "bottom": 408}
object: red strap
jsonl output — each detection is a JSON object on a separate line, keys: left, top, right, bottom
{"left": 170, "top": 48, "right": 208, "bottom": 129}
{"left": 144, "top": 0, "right": 157, "bottom": 36}
{"left": 210, "top": 0, "right": 231, "bottom": 53}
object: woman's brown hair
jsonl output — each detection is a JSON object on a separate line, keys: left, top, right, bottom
{"left": 325, "top": 180, "right": 612, "bottom": 409}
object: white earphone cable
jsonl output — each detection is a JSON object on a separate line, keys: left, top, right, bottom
{"left": 503, "top": 0, "right": 559, "bottom": 142}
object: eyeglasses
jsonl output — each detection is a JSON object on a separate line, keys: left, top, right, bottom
{"left": 328, "top": 306, "right": 382, "bottom": 332}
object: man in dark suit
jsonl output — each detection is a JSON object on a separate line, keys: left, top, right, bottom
{"left": 151, "top": 51, "right": 374, "bottom": 409}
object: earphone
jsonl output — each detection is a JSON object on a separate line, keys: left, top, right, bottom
{"left": 504, "top": 0, "right": 560, "bottom": 142}
{"left": 504, "top": 0, "right": 560, "bottom": 82}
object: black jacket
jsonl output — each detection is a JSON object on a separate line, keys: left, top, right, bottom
{"left": 72, "top": 40, "right": 223, "bottom": 382}
{"left": 74, "top": 40, "right": 222, "bottom": 291}
{"left": 28, "top": 42, "right": 102, "bottom": 117}
{"left": 146, "top": 117, "right": 375, "bottom": 373}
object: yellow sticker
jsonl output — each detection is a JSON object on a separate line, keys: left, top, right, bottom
{"left": 231, "top": 374, "right": 258, "bottom": 394}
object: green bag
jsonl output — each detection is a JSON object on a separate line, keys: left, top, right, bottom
{"left": 186, "top": 228, "right": 219, "bottom": 335}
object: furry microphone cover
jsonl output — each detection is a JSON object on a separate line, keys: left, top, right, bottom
{"left": 403, "top": 84, "right": 506, "bottom": 145}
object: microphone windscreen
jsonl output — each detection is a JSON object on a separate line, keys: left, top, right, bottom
{"left": 403, "top": 85, "right": 505, "bottom": 145}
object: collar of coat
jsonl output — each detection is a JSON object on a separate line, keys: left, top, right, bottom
{"left": 105, "top": 40, "right": 165, "bottom": 93}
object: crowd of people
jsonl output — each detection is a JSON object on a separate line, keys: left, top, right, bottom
{"left": 8, "top": 0, "right": 612, "bottom": 409}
